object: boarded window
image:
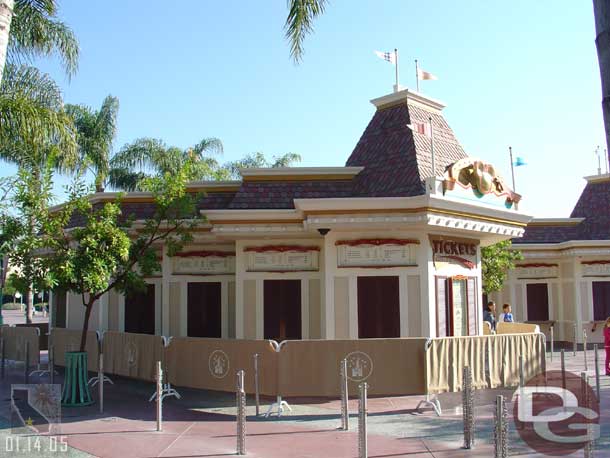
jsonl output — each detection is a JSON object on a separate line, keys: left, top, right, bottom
{"left": 53, "top": 290, "right": 67, "bottom": 328}
{"left": 187, "top": 282, "right": 221, "bottom": 338}
{"left": 526, "top": 283, "right": 549, "bottom": 321}
{"left": 592, "top": 281, "right": 610, "bottom": 321}
{"left": 357, "top": 276, "right": 400, "bottom": 338}
{"left": 125, "top": 284, "right": 155, "bottom": 335}
{"left": 264, "top": 280, "right": 301, "bottom": 341}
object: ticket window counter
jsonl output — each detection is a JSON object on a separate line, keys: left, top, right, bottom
{"left": 187, "top": 282, "right": 222, "bottom": 338}
{"left": 436, "top": 276, "right": 478, "bottom": 337}
{"left": 125, "top": 284, "right": 156, "bottom": 335}
{"left": 357, "top": 276, "right": 400, "bottom": 338}
{"left": 526, "top": 283, "right": 549, "bottom": 321}
{"left": 264, "top": 280, "right": 302, "bottom": 341}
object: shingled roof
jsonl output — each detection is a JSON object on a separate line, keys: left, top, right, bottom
{"left": 346, "top": 90, "right": 468, "bottom": 197}
{"left": 516, "top": 175, "right": 610, "bottom": 244}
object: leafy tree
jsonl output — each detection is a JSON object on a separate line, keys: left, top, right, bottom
{"left": 0, "top": 161, "right": 57, "bottom": 323}
{"left": 66, "top": 95, "right": 119, "bottom": 192}
{"left": 481, "top": 240, "right": 523, "bottom": 295}
{"left": 108, "top": 137, "right": 226, "bottom": 191}
{"left": 47, "top": 160, "right": 202, "bottom": 351}
{"left": 223, "top": 152, "right": 302, "bottom": 179}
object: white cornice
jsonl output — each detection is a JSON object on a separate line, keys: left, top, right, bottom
{"left": 583, "top": 173, "right": 610, "bottom": 184}
{"left": 202, "top": 209, "right": 302, "bottom": 221}
{"left": 370, "top": 88, "right": 446, "bottom": 112}
{"left": 528, "top": 218, "right": 584, "bottom": 226}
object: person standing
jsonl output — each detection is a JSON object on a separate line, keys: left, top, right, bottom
{"left": 498, "top": 304, "right": 514, "bottom": 323}
{"left": 484, "top": 301, "right": 497, "bottom": 331}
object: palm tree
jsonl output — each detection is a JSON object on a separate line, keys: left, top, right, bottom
{"left": 108, "top": 137, "right": 226, "bottom": 191}
{"left": 224, "top": 152, "right": 302, "bottom": 179}
{"left": 284, "top": 0, "right": 328, "bottom": 63}
{"left": 66, "top": 96, "right": 119, "bottom": 192}
{"left": 0, "top": 0, "right": 79, "bottom": 82}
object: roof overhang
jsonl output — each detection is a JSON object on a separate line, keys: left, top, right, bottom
{"left": 239, "top": 166, "right": 363, "bottom": 182}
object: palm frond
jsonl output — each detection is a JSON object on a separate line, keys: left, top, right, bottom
{"left": 284, "top": 0, "right": 327, "bottom": 63}
{"left": 8, "top": 0, "right": 79, "bottom": 77}
{"left": 272, "top": 152, "right": 302, "bottom": 167}
{"left": 191, "top": 137, "right": 223, "bottom": 157}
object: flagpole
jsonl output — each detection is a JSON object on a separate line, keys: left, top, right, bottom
{"left": 429, "top": 116, "right": 435, "bottom": 176}
{"left": 415, "top": 59, "right": 419, "bottom": 92}
{"left": 394, "top": 48, "right": 399, "bottom": 92}
{"left": 509, "top": 146, "right": 516, "bottom": 191}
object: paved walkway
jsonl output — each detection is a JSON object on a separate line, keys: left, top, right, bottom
{"left": 1, "top": 309, "right": 48, "bottom": 326}
{"left": 0, "top": 348, "right": 609, "bottom": 457}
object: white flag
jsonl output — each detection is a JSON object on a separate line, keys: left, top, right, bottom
{"left": 407, "top": 121, "right": 431, "bottom": 137}
{"left": 374, "top": 50, "right": 396, "bottom": 65}
{"left": 417, "top": 68, "right": 438, "bottom": 81}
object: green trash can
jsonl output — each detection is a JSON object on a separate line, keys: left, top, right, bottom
{"left": 61, "top": 351, "right": 93, "bottom": 407}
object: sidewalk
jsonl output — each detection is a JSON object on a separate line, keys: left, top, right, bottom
{"left": 0, "top": 348, "right": 608, "bottom": 457}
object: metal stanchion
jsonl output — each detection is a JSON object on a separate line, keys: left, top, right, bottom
{"left": 340, "top": 358, "right": 349, "bottom": 431}
{"left": 49, "top": 345, "right": 54, "bottom": 385}
{"left": 550, "top": 326, "right": 554, "bottom": 361}
{"left": 581, "top": 372, "right": 594, "bottom": 457}
{"left": 236, "top": 370, "right": 246, "bottom": 455}
{"left": 494, "top": 395, "right": 508, "bottom": 458}
{"left": 358, "top": 383, "right": 368, "bottom": 458}
{"left": 583, "top": 330, "right": 589, "bottom": 371}
{"left": 573, "top": 323, "right": 577, "bottom": 356}
{"left": 561, "top": 349, "right": 566, "bottom": 390}
{"left": 98, "top": 352, "right": 104, "bottom": 414}
{"left": 156, "top": 361, "right": 162, "bottom": 432}
{"left": 594, "top": 344, "right": 600, "bottom": 402}
{"left": 519, "top": 355, "right": 525, "bottom": 388}
{"left": 24, "top": 341, "right": 29, "bottom": 384}
{"left": 253, "top": 354, "right": 260, "bottom": 417}
{"left": 0, "top": 337, "right": 4, "bottom": 379}
{"left": 462, "top": 366, "right": 475, "bottom": 449}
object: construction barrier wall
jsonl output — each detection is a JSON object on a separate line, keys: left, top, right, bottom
{"left": 0, "top": 326, "right": 40, "bottom": 366}
{"left": 15, "top": 323, "right": 49, "bottom": 350}
{"left": 278, "top": 338, "right": 428, "bottom": 397}
{"left": 102, "top": 331, "right": 163, "bottom": 382}
{"left": 165, "top": 338, "right": 278, "bottom": 395}
{"left": 38, "top": 330, "right": 545, "bottom": 398}
{"left": 51, "top": 328, "right": 98, "bottom": 372}
{"left": 496, "top": 322, "right": 540, "bottom": 335}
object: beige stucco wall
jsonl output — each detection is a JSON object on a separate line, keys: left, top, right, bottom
{"left": 309, "top": 279, "right": 321, "bottom": 339}
{"left": 107, "top": 290, "right": 119, "bottom": 331}
{"left": 169, "top": 282, "right": 180, "bottom": 336}
{"left": 243, "top": 279, "right": 257, "bottom": 339}
{"left": 228, "top": 281, "right": 236, "bottom": 338}
{"left": 407, "top": 275, "right": 422, "bottom": 336}
{"left": 334, "top": 276, "right": 349, "bottom": 339}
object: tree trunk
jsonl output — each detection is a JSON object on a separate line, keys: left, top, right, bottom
{"left": 594, "top": 0, "right": 610, "bottom": 160}
{"left": 79, "top": 301, "right": 94, "bottom": 352}
{"left": 0, "top": 0, "right": 14, "bottom": 84}
{"left": 25, "top": 284, "right": 33, "bottom": 324}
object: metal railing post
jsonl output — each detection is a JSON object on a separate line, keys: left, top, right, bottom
{"left": 156, "top": 361, "right": 162, "bottom": 432}
{"left": 340, "top": 358, "right": 349, "bottom": 431}
{"left": 550, "top": 326, "right": 554, "bottom": 361}
{"left": 24, "top": 340, "right": 29, "bottom": 384}
{"left": 594, "top": 344, "right": 600, "bottom": 402}
{"left": 49, "top": 345, "right": 54, "bottom": 385}
{"left": 253, "top": 354, "right": 260, "bottom": 417}
{"left": 358, "top": 382, "right": 368, "bottom": 458}
{"left": 462, "top": 366, "right": 475, "bottom": 449}
{"left": 581, "top": 372, "right": 594, "bottom": 457}
{"left": 494, "top": 395, "right": 508, "bottom": 458}
{"left": 583, "top": 330, "right": 589, "bottom": 371}
{"left": 236, "top": 370, "right": 246, "bottom": 455}
{"left": 573, "top": 323, "right": 577, "bottom": 356}
{"left": 0, "top": 337, "right": 4, "bottom": 379}
{"left": 98, "top": 352, "right": 104, "bottom": 414}
{"left": 561, "top": 349, "right": 566, "bottom": 390}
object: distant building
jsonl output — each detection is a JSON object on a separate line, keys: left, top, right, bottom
{"left": 51, "top": 89, "right": 529, "bottom": 340}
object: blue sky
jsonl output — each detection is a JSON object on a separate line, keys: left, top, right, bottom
{"left": 4, "top": 0, "right": 605, "bottom": 217}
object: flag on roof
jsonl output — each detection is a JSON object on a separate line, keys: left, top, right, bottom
{"left": 417, "top": 68, "right": 438, "bottom": 81}
{"left": 513, "top": 157, "right": 527, "bottom": 167}
{"left": 407, "top": 121, "right": 431, "bottom": 137}
{"left": 374, "top": 50, "right": 396, "bottom": 64}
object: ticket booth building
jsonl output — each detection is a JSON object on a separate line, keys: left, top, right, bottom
{"left": 52, "top": 89, "right": 530, "bottom": 340}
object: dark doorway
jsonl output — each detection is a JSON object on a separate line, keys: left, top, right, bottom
{"left": 592, "top": 281, "right": 610, "bottom": 320}
{"left": 526, "top": 283, "right": 549, "bottom": 321}
{"left": 53, "top": 290, "right": 66, "bottom": 328}
{"left": 264, "top": 280, "right": 301, "bottom": 341}
{"left": 187, "top": 282, "right": 222, "bottom": 338}
{"left": 357, "top": 276, "right": 400, "bottom": 338}
{"left": 125, "top": 284, "right": 155, "bottom": 335}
